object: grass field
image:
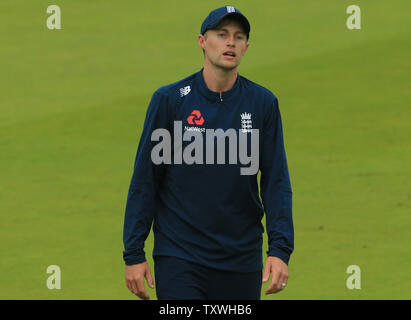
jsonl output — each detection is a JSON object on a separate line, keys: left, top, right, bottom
{"left": 1, "top": 0, "right": 410, "bottom": 299}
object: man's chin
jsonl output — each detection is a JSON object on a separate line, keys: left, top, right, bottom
{"left": 216, "top": 61, "right": 238, "bottom": 71}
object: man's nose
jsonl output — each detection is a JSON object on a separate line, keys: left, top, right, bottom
{"left": 226, "top": 35, "right": 235, "bottom": 46}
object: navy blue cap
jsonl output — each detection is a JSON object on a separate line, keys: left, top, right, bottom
{"left": 200, "top": 6, "right": 250, "bottom": 38}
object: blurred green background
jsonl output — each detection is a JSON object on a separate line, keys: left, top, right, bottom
{"left": 1, "top": 0, "right": 410, "bottom": 299}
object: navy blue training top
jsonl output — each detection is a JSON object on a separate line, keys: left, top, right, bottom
{"left": 123, "top": 69, "right": 293, "bottom": 272}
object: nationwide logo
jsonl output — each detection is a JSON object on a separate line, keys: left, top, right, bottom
{"left": 187, "top": 110, "right": 204, "bottom": 126}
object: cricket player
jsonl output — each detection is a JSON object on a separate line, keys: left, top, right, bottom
{"left": 123, "top": 6, "right": 294, "bottom": 300}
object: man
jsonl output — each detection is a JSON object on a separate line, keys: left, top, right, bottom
{"left": 123, "top": 6, "right": 293, "bottom": 300}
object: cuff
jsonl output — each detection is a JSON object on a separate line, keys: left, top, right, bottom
{"left": 267, "top": 246, "right": 291, "bottom": 265}
{"left": 123, "top": 249, "right": 146, "bottom": 266}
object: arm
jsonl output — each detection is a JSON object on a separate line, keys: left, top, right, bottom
{"left": 122, "top": 90, "right": 169, "bottom": 298}
{"left": 260, "top": 97, "right": 294, "bottom": 294}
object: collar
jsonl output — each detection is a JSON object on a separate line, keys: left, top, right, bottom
{"left": 195, "top": 68, "right": 240, "bottom": 103}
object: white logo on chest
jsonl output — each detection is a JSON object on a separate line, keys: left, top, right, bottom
{"left": 240, "top": 112, "right": 252, "bottom": 133}
{"left": 179, "top": 86, "right": 191, "bottom": 97}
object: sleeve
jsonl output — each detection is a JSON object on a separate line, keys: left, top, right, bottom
{"left": 260, "top": 97, "right": 294, "bottom": 265}
{"left": 122, "top": 90, "right": 170, "bottom": 265}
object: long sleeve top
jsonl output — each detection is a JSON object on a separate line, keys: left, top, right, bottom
{"left": 123, "top": 69, "right": 293, "bottom": 272}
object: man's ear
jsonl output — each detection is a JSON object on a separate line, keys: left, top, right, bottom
{"left": 241, "top": 41, "right": 250, "bottom": 56}
{"left": 198, "top": 34, "right": 206, "bottom": 51}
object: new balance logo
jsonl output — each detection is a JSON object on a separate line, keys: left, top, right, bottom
{"left": 187, "top": 110, "right": 205, "bottom": 126}
{"left": 179, "top": 86, "right": 191, "bottom": 97}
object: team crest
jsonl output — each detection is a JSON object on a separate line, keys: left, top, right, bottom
{"left": 240, "top": 112, "right": 252, "bottom": 133}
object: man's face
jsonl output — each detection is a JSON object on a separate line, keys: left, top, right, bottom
{"left": 198, "top": 19, "right": 249, "bottom": 71}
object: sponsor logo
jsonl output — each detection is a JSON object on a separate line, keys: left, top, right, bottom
{"left": 187, "top": 110, "right": 205, "bottom": 126}
{"left": 179, "top": 86, "right": 191, "bottom": 97}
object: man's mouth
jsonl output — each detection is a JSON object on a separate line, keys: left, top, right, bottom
{"left": 223, "top": 51, "right": 236, "bottom": 57}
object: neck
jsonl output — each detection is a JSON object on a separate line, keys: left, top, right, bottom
{"left": 202, "top": 61, "right": 238, "bottom": 94}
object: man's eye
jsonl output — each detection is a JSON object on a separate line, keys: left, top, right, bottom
{"left": 218, "top": 33, "right": 225, "bottom": 37}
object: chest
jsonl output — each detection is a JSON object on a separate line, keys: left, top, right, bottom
{"left": 174, "top": 95, "right": 264, "bottom": 133}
